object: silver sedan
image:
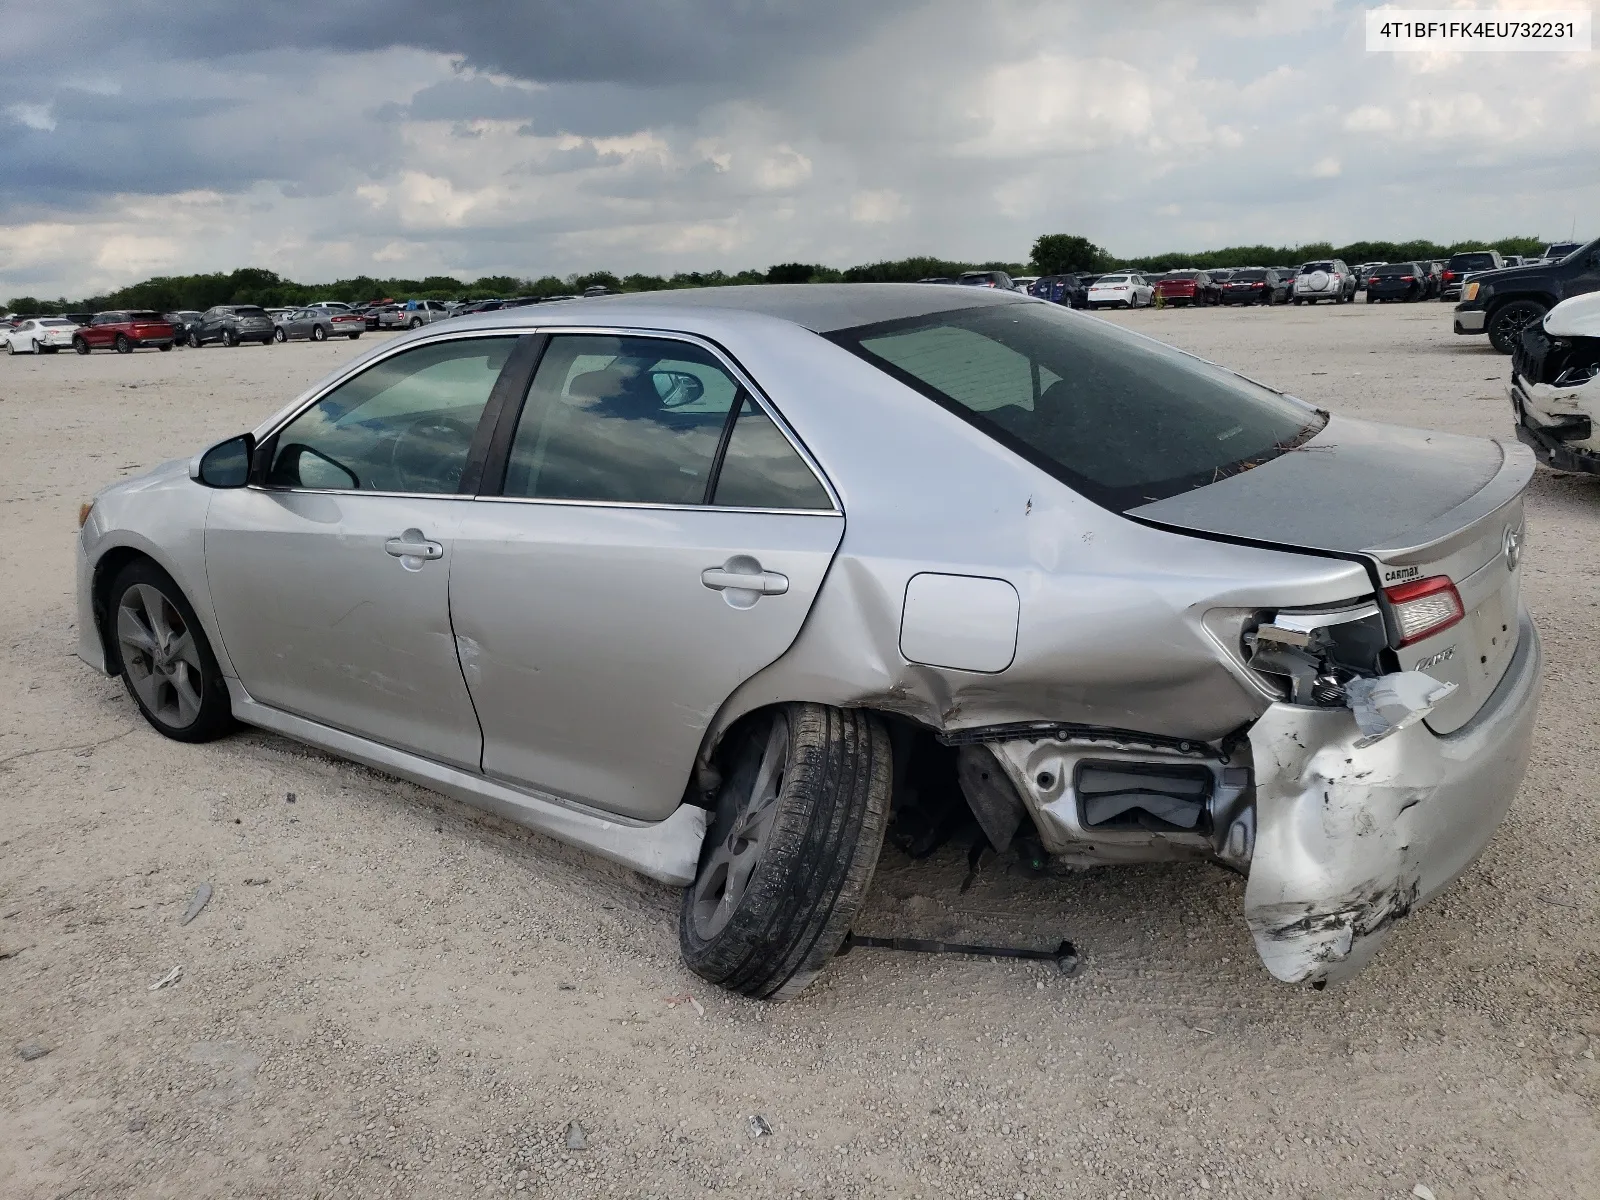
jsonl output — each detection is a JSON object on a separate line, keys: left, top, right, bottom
{"left": 273, "top": 307, "right": 366, "bottom": 343}
{"left": 74, "top": 285, "right": 1541, "bottom": 999}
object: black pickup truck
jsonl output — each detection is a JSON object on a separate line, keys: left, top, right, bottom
{"left": 1454, "top": 237, "right": 1600, "bottom": 353}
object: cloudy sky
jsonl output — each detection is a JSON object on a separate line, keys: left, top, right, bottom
{"left": 1, "top": 0, "right": 1595, "bottom": 297}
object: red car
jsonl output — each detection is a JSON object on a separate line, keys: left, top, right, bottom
{"left": 1151, "top": 270, "right": 1220, "bottom": 307}
{"left": 73, "top": 310, "right": 176, "bottom": 354}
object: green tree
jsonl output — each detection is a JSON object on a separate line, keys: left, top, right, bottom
{"left": 1031, "top": 234, "right": 1110, "bottom": 275}
{"left": 766, "top": 262, "right": 817, "bottom": 284}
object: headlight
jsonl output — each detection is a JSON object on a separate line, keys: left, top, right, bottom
{"left": 1463, "top": 282, "right": 1479, "bottom": 302}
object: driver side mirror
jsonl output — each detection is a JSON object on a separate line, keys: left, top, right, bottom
{"left": 651, "top": 370, "right": 705, "bottom": 408}
{"left": 190, "top": 433, "right": 255, "bottom": 488}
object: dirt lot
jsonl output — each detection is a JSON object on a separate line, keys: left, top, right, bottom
{"left": 2, "top": 303, "right": 1597, "bottom": 1200}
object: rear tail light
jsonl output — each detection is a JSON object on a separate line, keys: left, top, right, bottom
{"left": 1369, "top": 277, "right": 1380, "bottom": 285}
{"left": 1252, "top": 282, "right": 1264, "bottom": 288}
{"left": 1384, "top": 576, "right": 1464, "bottom": 646}
{"left": 1443, "top": 271, "right": 1456, "bottom": 281}
{"left": 1400, "top": 275, "right": 1414, "bottom": 281}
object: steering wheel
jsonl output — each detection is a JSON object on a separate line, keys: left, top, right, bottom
{"left": 390, "top": 413, "right": 480, "bottom": 493}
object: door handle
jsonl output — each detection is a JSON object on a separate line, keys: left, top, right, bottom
{"left": 385, "top": 532, "right": 443, "bottom": 561}
{"left": 702, "top": 562, "right": 788, "bottom": 596}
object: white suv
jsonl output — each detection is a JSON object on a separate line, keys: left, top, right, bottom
{"left": 1292, "top": 260, "right": 1357, "bottom": 305}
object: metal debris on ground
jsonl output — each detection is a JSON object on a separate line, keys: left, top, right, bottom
{"left": 748, "top": 1115, "right": 772, "bottom": 1139}
{"left": 17, "top": 1042, "right": 51, "bottom": 1061}
{"left": 179, "top": 883, "right": 213, "bottom": 926}
{"left": 837, "top": 932, "right": 1081, "bottom": 976}
{"left": 564, "top": 1120, "right": 588, "bottom": 1150}
{"left": 148, "top": 965, "right": 183, "bottom": 991}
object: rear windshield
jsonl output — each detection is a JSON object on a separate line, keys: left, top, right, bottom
{"left": 234, "top": 306, "right": 268, "bottom": 317}
{"left": 1373, "top": 264, "right": 1417, "bottom": 277}
{"left": 1231, "top": 270, "right": 1266, "bottom": 280}
{"left": 831, "top": 303, "right": 1326, "bottom": 511}
{"left": 1300, "top": 262, "right": 1335, "bottom": 273}
{"left": 39, "top": 317, "right": 75, "bottom": 326}
{"left": 1096, "top": 275, "right": 1131, "bottom": 284}
{"left": 1448, "top": 253, "right": 1496, "bottom": 270}
{"left": 1162, "top": 271, "right": 1199, "bottom": 280}
{"left": 128, "top": 311, "right": 164, "bottom": 321}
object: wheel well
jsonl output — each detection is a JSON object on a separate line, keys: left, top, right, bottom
{"left": 691, "top": 703, "right": 982, "bottom": 857}
{"left": 1487, "top": 293, "right": 1555, "bottom": 316}
{"left": 90, "top": 546, "right": 158, "bottom": 673}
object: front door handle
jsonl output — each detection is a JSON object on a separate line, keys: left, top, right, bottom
{"left": 385, "top": 530, "right": 444, "bottom": 561}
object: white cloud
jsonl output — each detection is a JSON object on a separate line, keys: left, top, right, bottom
{"left": 6, "top": 102, "right": 55, "bottom": 132}
{"left": 849, "top": 189, "right": 907, "bottom": 224}
{"left": 1310, "top": 156, "right": 1341, "bottom": 179}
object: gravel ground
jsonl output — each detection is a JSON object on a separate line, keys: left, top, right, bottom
{"left": 1, "top": 303, "right": 1596, "bottom": 1200}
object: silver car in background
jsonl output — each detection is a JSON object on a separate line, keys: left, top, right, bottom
{"left": 74, "top": 285, "right": 1541, "bottom": 999}
{"left": 273, "top": 307, "right": 366, "bottom": 342}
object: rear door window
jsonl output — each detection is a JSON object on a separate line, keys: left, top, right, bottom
{"left": 833, "top": 303, "right": 1325, "bottom": 511}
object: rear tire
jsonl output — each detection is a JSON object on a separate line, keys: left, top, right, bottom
{"left": 680, "top": 703, "right": 891, "bottom": 1001}
{"left": 347, "top": 332, "right": 361, "bottom": 340}
{"left": 114, "top": 334, "right": 131, "bottom": 354}
{"left": 158, "top": 342, "right": 172, "bottom": 351}
{"left": 311, "top": 325, "right": 327, "bottom": 342}
{"left": 108, "top": 559, "right": 237, "bottom": 744}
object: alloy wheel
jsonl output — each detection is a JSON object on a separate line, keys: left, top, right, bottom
{"left": 116, "top": 583, "right": 205, "bottom": 728}
{"left": 689, "top": 712, "right": 791, "bottom": 941}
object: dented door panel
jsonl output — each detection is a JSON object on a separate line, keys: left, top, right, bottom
{"left": 1244, "top": 610, "right": 1541, "bottom": 985}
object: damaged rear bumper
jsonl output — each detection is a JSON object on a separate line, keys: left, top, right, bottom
{"left": 1243, "top": 608, "right": 1542, "bottom": 985}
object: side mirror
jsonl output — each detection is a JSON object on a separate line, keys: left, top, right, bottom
{"left": 652, "top": 370, "right": 705, "bottom": 408}
{"left": 190, "top": 433, "right": 255, "bottom": 488}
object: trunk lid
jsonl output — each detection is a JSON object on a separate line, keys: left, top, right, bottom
{"left": 1128, "top": 415, "right": 1534, "bottom": 732}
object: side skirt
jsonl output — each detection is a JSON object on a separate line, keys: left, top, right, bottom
{"left": 226, "top": 682, "right": 706, "bottom": 885}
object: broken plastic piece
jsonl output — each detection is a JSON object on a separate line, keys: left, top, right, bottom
{"left": 748, "top": 1114, "right": 772, "bottom": 1139}
{"left": 148, "top": 965, "right": 183, "bottom": 991}
{"left": 179, "top": 883, "right": 213, "bottom": 926}
{"left": 565, "top": 1120, "right": 588, "bottom": 1150}
{"left": 1344, "top": 672, "right": 1458, "bottom": 746}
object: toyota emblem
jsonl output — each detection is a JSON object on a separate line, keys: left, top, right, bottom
{"left": 1503, "top": 524, "right": 1523, "bottom": 572}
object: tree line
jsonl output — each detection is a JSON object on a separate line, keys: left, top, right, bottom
{"left": 2, "top": 233, "right": 1554, "bottom": 316}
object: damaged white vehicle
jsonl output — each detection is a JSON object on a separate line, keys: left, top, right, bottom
{"left": 1510, "top": 291, "right": 1600, "bottom": 471}
{"left": 74, "top": 285, "right": 1542, "bottom": 999}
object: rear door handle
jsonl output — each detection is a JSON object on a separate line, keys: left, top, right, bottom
{"left": 701, "top": 562, "right": 788, "bottom": 596}
{"left": 385, "top": 531, "right": 444, "bottom": 560}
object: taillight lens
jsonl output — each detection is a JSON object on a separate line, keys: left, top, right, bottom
{"left": 1384, "top": 576, "right": 1464, "bottom": 646}
{"left": 1252, "top": 282, "right": 1264, "bottom": 288}
{"left": 1443, "top": 271, "right": 1456, "bottom": 280}
{"left": 1400, "top": 275, "right": 1414, "bottom": 281}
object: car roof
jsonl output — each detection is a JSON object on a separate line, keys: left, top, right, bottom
{"left": 458, "top": 283, "right": 1032, "bottom": 335}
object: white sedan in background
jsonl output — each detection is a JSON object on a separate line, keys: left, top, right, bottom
{"left": 5, "top": 316, "right": 80, "bottom": 354}
{"left": 1086, "top": 273, "right": 1154, "bottom": 309}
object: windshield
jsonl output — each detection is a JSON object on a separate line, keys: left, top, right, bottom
{"left": 1550, "top": 240, "right": 1591, "bottom": 263}
{"left": 831, "top": 303, "right": 1326, "bottom": 511}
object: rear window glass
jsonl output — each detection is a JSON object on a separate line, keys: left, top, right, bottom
{"left": 832, "top": 303, "right": 1326, "bottom": 511}
{"left": 39, "top": 317, "right": 75, "bottom": 326}
{"left": 1231, "top": 270, "right": 1266, "bottom": 281}
{"left": 1448, "top": 253, "right": 1495, "bottom": 270}
{"left": 1162, "top": 271, "right": 1198, "bottom": 280}
{"left": 127, "top": 311, "right": 163, "bottom": 321}
{"left": 1300, "top": 262, "right": 1334, "bottom": 273}
{"left": 1373, "top": 264, "right": 1417, "bottom": 277}
{"left": 234, "top": 306, "right": 268, "bottom": 317}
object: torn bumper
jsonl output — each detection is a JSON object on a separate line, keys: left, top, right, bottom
{"left": 1511, "top": 376, "right": 1600, "bottom": 472}
{"left": 1243, "top": 609, "right": 1541, "bottom": 985}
